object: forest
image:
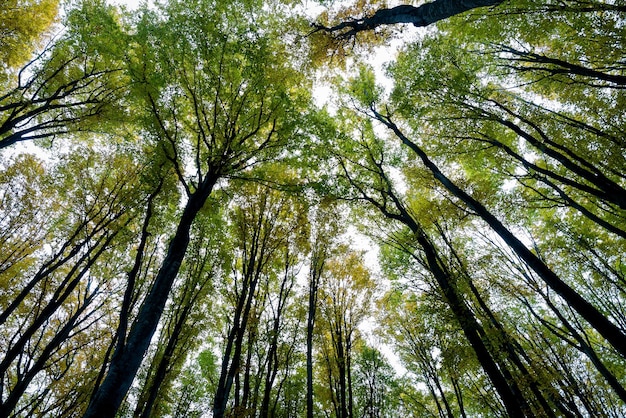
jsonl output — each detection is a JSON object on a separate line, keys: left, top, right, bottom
{"left": 0, "top": 0, "right": 625, "bottom": 416}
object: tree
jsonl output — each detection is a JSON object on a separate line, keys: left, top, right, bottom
{"left": 0, "top": 0, "right": 59, "bottom": 78}
{"left": 312, "top": 0, "right": 503, "bottom": 38}
{"left": 322, "top": 107, "right": 556, "bottom": 415}
{"left": 131, "top": 202, "right": 225, "bottom": 418}
{"left": 306, "top": 199, "right": 342, "bottom": 418}
{"left": 212, "top": 179, "right": 308, "bottom": 418}
{"left": 0, "top": 147, "right": 149, "bottom": 417}
{"left": 369, "top": 0, "right": 626, "bottom": 362}
{"left": 352, "top": 345, "right": 401, "bottom": 418}
{"left": 1, "top": 0, "right": 625, "bottom": 415}
{"left": 0, "top": 1, "right": 128, "bottom": 149}
{"left": 84, "top": 0, "right": 311, "bottom": 416}
{"left": 319, "top": 0, "right": 626, "bottom": 411}
{"left": 365, "top": 103, "right": 626, "bottom": 358}
{"left": 316, "top": 248, "right": 375, "bottom": 418}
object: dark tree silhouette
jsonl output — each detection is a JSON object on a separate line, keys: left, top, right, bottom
{"left": 312, "top": 0, "right": 504, "bottom": 38}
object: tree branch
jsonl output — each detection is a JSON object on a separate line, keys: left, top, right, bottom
{"left": 312, "top": 0, "right": 504, "bottom": 38}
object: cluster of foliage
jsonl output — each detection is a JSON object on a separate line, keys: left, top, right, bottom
{"left": 1, "top": 0, "right": 625, "bottom": 417}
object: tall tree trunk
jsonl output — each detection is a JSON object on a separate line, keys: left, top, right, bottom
{"left": 340, "top": 153, "right": 529, "bottom": 416}
{"left": 134, "top": 303, "right": 192, "bottom": 418}
{"left": 347, "top": 339, "right": 354, "bottom": 418}
{"left": 260, "top": 339, "right": 278, "bottom": 418}
{"left": 372, "top": 108, "right": 626, "bottom": 359}
{"left": 306, "top": 284, "right": 318, "bottom": 418}
{"left": 260, "top": 258, "right": 295, "bottom": 418}
{"left": 213, "top": 270, "right": 261, "bottom": 418}
{"left": 451, "top": 376, "right": 468, "bottom": 418}
{"left": 307, "top": 243, "right": 327, "bottom": 418}
{"left": 335, "top": 325, "right": 349, "bottom": 418}
{"left": 410, "top": 227, "right": 528, "bottom": 417}
{"left": 432, "top": 370, "right": 454, "bottom": 418}
{"left": 83, "top": 178, "right": 216, "bottom": 418}
{"left": 241, "top": 324, "right": 256, "bottom": 411}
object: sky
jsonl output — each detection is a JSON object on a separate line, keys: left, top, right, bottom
{"left": 110, "top": 0, "right": 141, "bottom": 8}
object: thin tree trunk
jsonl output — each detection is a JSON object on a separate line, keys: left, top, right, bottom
{"left": 347, "top": 340, "right": 354, "bottom": 418}
{"left": 335, "top": 325, "right": 348, "bottom": 418}
{"left": 260, "top": 257, "right": 295, "bottom": 418}
{"left": 241, "top": 324, "right": 256, "bottom": 411}
{"left": 135, "top": 303, "right": 192, "bottom": 418}
{"left": 307, "top": 246, "right": 326, "bottom": 418}
{"left": 213, "top": 270, "right": 261, "bottom": 418}
{"left": 431, "top": 365, "right": 454, "bottom": 418}
{"left": 340, "top": 152, "right": 529, "bottom": 416}
{"left": 451, "top": 376, "right": 468, "bottom": 418}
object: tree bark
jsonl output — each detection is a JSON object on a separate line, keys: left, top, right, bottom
{"left": 306, "top": 246, "right": 326, "bottom": 418}
{"left": 83, "top": 177, "right": 216, "bottom": 418}
{"left": 371, "top": 108, "right": 626, "bottom": 359}
{"left": 339, "top": 153, "right": 528, "bottom": 416}
{"left": 213, "top": 254, "right": 263, "bottom": 418}
{"left": 314, "top": 0, "right": 503, "bottom": 38}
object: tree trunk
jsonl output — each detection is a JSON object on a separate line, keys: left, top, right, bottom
{"left": 307, "top": 247, "right": 325, "bottom": 418}
{"left": 342, "top": 151, "right": 529, "bottom": 416}
{"left": 410, "top": 227, "right": 528, "bottom": 417}
{"left": 213, "top": 269, "right": 261, "bottom": 418}
{"left": 372, "top": 109, "right": 626, "bottom": 359}
{"left": 347, "top": 340, "right": 354, "bottom": 418}
{"left": 83, "top": 178, "right": 216, "bottom": 418}
{"left": 335, "top": 325, "right": 349, "bottom": 418}
{"left": 260, "top": 260, "right": 295, "bottom": 418}
{"left": 134, "top": 303, "right": 192, "bottom": 418}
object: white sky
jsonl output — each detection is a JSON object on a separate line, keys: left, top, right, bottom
{"left": 109, "top": 0, "right": 141, "bottom": 8}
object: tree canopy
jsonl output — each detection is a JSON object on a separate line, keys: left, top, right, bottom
{"left": 0, "top": 0, "right": 625, "bottom": 417}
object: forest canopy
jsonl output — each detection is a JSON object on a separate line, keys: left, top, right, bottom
{"left": 0, "top": 0, "right": 625, "bottom": 417}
